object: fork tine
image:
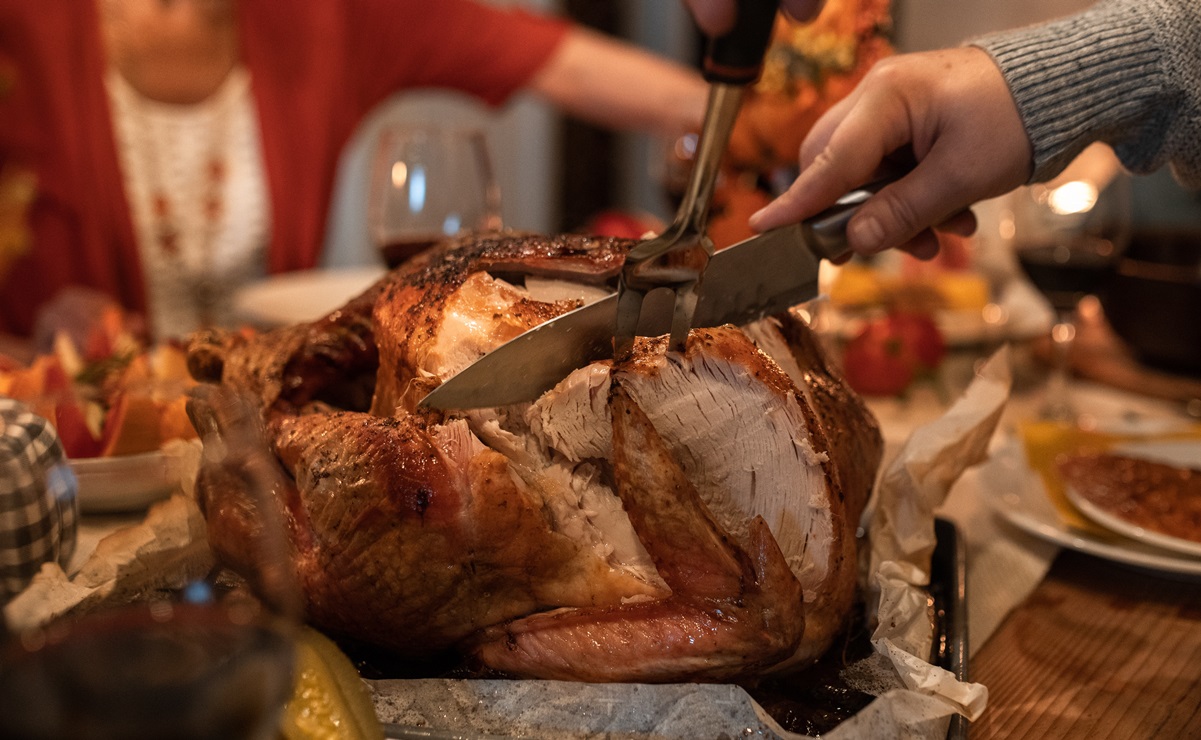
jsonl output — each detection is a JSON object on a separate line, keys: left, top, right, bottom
{"left": 614, "top": 285, "right": 646, "bottom": 361}
{"left": 668, "top": 282, "right": 700, "bottom": 352}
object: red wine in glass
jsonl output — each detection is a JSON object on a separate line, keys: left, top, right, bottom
{"left": 1010, "top": 163, "right": 1132, "bottom": 421}
{"left": 369, "top": 125, "right": 501, "bottom": 270}
{"left": 378, "top": 235, "right": 444, "bottom": 269}
{"left": 1015, "top": 236, "right": 1120, "bottom": 312}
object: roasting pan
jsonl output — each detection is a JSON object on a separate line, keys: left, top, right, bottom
{"left": 373, "top": 517, "right": 970, "bottom": 740}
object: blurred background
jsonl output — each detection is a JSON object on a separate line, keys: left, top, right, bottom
{"left": 322, "top": 0, "right": 1200, "bottom": 268}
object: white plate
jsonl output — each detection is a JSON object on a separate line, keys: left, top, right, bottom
{"left": 70, "top": 450, "right": 181, "bottom": 513}
{"left": 233, "top": 267, "right": 386, "bottom": 328}
{"left": 1064, "top": 487, "right": 1201, "bottom": 559}
{"left": 983, "top": 439, "right": 1201, "bottom": 579}
{"left": 1062, "top": 440, "right": 1201, "bottom": 559}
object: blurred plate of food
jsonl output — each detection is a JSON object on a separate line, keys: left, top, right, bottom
{"left": 819, "top": 255, "right": 1053, "bottom": 347}
{"left": 984, "top": 417, "right": 1201, "bottom": 579}
{"left": 1060, "top": 439, "right": 1201, "bottom": 559}
{"left": 1, "top": 321, "right": 201, "bottom": 511}
{"left": 232, "top": 267, "right": 386, "bottom": 328}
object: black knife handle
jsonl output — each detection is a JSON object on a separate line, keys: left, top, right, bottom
{"left": 702, "top": 0, "right": 779, "bottom": 85}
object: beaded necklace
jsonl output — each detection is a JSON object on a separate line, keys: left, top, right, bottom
{"left": 106, "top": 68, "right": 269, "bottom": 338}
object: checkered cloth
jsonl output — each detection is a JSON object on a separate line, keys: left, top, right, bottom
{"left": 0, "top": 397, "right": 78, "bottom": 602}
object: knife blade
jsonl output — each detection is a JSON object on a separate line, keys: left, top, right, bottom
{"left": 419, "top": 180, "right": 887, "bottom": 410}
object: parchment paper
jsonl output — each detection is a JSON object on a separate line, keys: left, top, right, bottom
{"left": 3, "top": 439, "right": 208, "bottom": 631}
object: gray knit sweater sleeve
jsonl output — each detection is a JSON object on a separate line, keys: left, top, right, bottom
{"left": 971, "top": 0, "right": 1201, "bottom": 186}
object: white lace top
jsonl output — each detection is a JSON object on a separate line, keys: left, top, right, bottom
{"left": 105, "top": 67, "right": 271, "bottom": 340}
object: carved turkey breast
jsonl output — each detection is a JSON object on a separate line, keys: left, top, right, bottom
{"left": 186, "top": 232, "right": 882, "bottom": 682}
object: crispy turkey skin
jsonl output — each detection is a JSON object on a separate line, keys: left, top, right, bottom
{"left": 187, "top": 232, "right": 882, "bottom": 681}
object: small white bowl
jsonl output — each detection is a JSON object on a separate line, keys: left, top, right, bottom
{"left": 69, "top": 449, "right": 181, "bottom": 514}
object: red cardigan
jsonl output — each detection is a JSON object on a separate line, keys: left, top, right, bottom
{"left": 0, "top": 0, "right": 568, "bottom": 336}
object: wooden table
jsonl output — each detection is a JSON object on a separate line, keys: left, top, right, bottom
{"left": 970, "top": 549, "right": 1201, "bottom": 738}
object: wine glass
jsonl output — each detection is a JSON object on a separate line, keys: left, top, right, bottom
{"left": 368, "top": 123, "right": 502, "bottom": 269}
{"left": 1011, "top": 149, "right": 1133, "bottom": 421}
{"left": 0, "top": 387, "right": 302, "bottom": 740}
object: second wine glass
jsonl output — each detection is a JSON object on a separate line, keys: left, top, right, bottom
{"left": 368, "top": 124, "right": 502, "bottom": 269}
{"left": 1012, "top": 149, "right": 1133, "bottom": 421}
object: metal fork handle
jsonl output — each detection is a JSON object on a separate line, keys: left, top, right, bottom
{"left": 672, "top": 83, "right": 744, "bottom": 238}
{"left": 616, "top": 83, "right": 746, "bottom": 358}
{"left": 617, "top": 1, "right": 779, "bottom": 357}
{"left": 625, "top": 84, "right": 744, "bottom": 269}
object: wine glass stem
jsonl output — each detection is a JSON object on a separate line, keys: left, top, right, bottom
{"left": 1042, "top": 309, "right": 1078, "bottom": 422}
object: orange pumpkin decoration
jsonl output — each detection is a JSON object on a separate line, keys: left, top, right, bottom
{"left": 711, "top": 0, "right": 895, "bottom": 248}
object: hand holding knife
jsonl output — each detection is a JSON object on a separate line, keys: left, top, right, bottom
{"left": 420, "top": 2, "right": 904, "bottom": 411}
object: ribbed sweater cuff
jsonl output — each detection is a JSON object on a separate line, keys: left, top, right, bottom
{"left": 970, "top": 1, "right": 1165, "bottom": 182}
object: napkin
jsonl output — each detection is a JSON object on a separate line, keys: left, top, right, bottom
{"left": 0, "top": 398, "right": 78, "bottom": 603}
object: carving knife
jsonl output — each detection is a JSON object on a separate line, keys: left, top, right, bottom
{"left": 419, "top": 180, "right": 891, "bottom": 410}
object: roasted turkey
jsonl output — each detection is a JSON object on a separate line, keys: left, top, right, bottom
{"left": 186, "top": 232, "right": 882, "bottom": 682}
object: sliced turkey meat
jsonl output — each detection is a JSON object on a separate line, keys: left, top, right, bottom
{"left": 475, "top": 382, "right": 804, "bottom": 682}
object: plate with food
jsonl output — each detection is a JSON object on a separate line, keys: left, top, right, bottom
{"left": 0, "top": 332, "right": 199, "bottom": 512}
{"left": 986, "top": 430, "right": 1201, "bottom": 579}
{"left": 820, "top": 257, "right": 1052, "bottom": 348}
{"left": 1058, "top": 440, "right": 1201, "bottom": 559}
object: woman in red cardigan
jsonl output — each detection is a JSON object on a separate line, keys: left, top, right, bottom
{"left": 0, "top": 0, "right": 707, "bottom": 342}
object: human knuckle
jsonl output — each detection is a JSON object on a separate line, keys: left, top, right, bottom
{"left": 876, "top": 190, "right": 922, "bottom": 236}
{"left": 810, "top": 147, "right": 838, "bottom": 170}
{"left": 809, "top": 148, "right": 856, "bottom": 190}
{"left": 866, "top": 57, "right": 906, "bottom": 86}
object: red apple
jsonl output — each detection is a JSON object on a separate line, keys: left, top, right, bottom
{"left": 582, "top": 210, "right": 662, "bottom": 240}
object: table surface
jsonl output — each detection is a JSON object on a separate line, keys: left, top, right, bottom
{"left": 862, "top": 339, "right": 1201, "bottom": 739}
{"left": 969, "top": 549, "right": 1201, "bottom": 739}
